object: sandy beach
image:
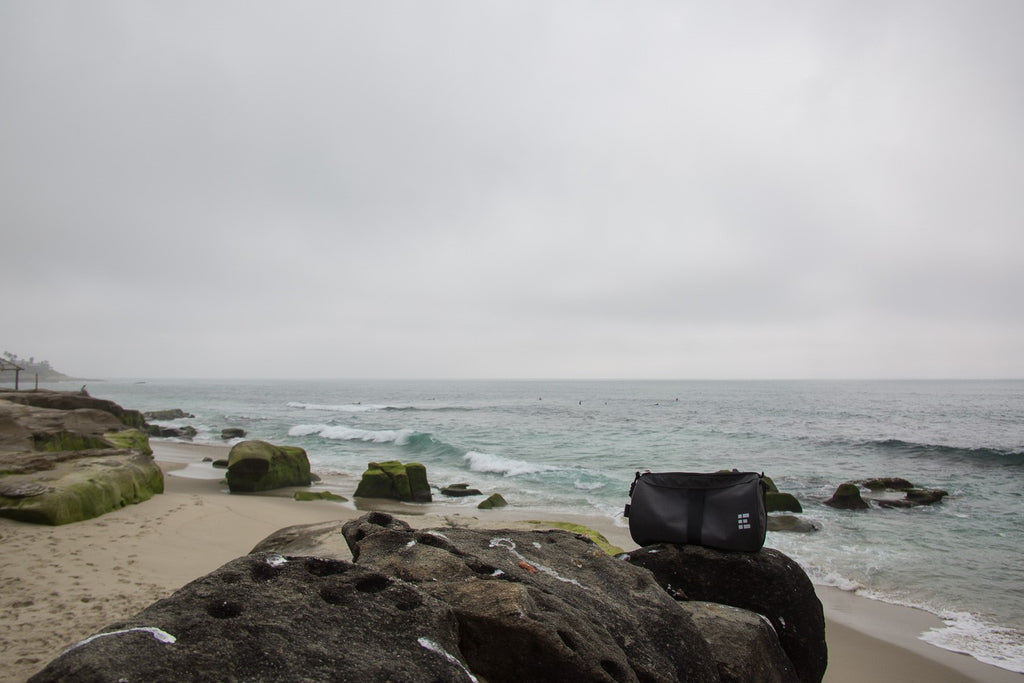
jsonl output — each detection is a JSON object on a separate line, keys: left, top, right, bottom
{"left": 0, "top": 441, "right": 1019, "bottom": 683}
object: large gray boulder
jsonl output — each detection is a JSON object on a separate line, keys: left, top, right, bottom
{"left": 29, "top": 553, "right": 471, "bottom": 682}
{"left": 625, "top": 544, "right": 826, "bottom": 683}
{"left": 33, "top": 513, "right": 825, "bottom": 682}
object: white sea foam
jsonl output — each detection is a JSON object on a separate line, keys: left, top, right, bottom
{"left": 464, "top": 451, "right": 548, "bottom": 476}
{"left": 287, "top": 401, "right": 382, "bottom": 412}
{"left": 921, "top": 610, "right": 1024, "bottom": 673}
{"left": 809, "top": 570, "right": 863, "bottom": 593}
{"left": 288, "top": 424, "right": 415, "bottom": 445}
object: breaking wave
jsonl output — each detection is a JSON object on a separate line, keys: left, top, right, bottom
{"left": 288, "top": 424, "right": 415, "bottom": 445}
{"left": 463, "top": 451, "right": 554, "bottom": 477}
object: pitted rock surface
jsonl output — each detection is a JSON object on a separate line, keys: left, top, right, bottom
{"left": 341, "top": 512, "right": 722, "bottom": 682}
{"left": 30, "top": 553, "right": 471, "bottom": 682}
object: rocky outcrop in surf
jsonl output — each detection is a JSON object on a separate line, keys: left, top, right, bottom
{"left": 32, "top": 512, "right": 825, "bottom": 682}
{"left": 354, "top": 460, "right": 432, "bottom": 503}
{"left": 825, "top": 479, "right": 948, "bottom": 510}
{"left": 225, "top": 440, "right": 312, "bottom": 493}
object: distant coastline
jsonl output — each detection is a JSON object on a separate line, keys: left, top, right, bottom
{"left": 0, "top": 352, "right": 100, "bottom": 385}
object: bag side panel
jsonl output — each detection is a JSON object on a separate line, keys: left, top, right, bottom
{"left": 701, "top": 482, "right": 767, "bottom": 551}
{"left": 627, "top": 480, "right": 691, "bottom": 546}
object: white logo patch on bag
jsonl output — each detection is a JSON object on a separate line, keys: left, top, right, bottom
{"left": 737, "top": 512, "right": 751, "bottom": 530}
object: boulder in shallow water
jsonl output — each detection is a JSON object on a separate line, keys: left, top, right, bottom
{"left": 220, "top": 427, "right": 246, "bottom": 439}
{"left": 440, "top": 483, "right": 482, "bottom": 497}
{"left": 824, "top": 482, "right": 870, "bottom": 510}
{"left": 225, "top": 440, "right": 311, "bottom": 493}
{"left": 353, "top": 461, "right": 432, "bottom": 502}
{"left": 768, "top": 515, "right": 821, "bottom": 533}
{"left": 476, "top": 492, "right": 507, "bottom": 509}
{"left": 766, "top": 491, "right": 803, "bottom": 513}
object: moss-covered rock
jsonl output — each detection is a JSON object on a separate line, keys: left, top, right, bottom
{"left": 32, "top": 431, "right": 111, "bottom": 452}
{"left": 524, "top": 520, "right": 624, "bottom": 555}
{"left": 765, "top": 491, "right": 802, "bottom": 513}
{"left": 0, "top": 453, "right": 164, "bottom": 525}
{"left": 103, "top": 429, "right": 152, "bottom": 456}
{"left": 405, "top": 463, "right": 431, "bottom": 503}
{"left": 353, "top": 461, "right": 432, "bottom": 502}
{"left": 225, "top": 440, "right": 311, "bottom": 493}
{"left": 294, "top": 490, "right": 347, "bottom": 502}
{"left": 477, "top": 493, "right": 507, "bottom": 510}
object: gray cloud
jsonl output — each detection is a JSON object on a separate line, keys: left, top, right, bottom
{"left": 2, "top": 1, "right": 1022, "bottom": 379}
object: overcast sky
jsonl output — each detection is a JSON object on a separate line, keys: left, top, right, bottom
{"left": 2, "top": 1, "right": 1022, "bottom": 380}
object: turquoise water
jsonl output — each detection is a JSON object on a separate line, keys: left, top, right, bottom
{"left": 85, "top": 378, "right": 1024, "bottom": 673}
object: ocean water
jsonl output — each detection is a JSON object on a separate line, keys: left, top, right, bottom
{"left": 82, "top": 378, "right": 1023, "bottom": 673}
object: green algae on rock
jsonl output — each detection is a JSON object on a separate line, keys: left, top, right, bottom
{"left": 0, "top": 392, "right": 164, "bottom": 525}
{"left": 225, "top": 440, "right": 311, "bottom": 493}
{"left": 294, "top": 490, "right": 347, "bottom": 502}
{"left": 476, "top": 492, "right": 507, "bottom": 510}
{"left": 0, "top": 451, "right": 163, "bottom": 525}
{"left": 765, "top": 491, "right": 803, "bottom": 513}
{"left": 524, "top": 520, "right": 624, "bottom": 555}
{"left": 353, "top": 461, "right": 432, "bottom": 502}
